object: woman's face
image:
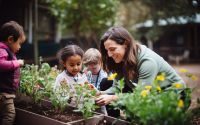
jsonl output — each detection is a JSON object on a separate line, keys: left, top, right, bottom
{"left": 104, "top": 39, "right": 126, "bottom": 63}
{"left": 63, "top": 54, "right": 82, "bottom": 76}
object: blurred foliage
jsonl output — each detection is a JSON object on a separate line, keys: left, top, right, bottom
{"left": 42, "top": 0, "right": 119, "bottom": 46}
{"left": 41, "top": 0, "right": 200, "bottom": 43}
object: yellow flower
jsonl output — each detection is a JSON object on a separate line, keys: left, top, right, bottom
{"left": 49, "top": 71, "right": 58, "bottom": 78}
{"left": 178, "top": 99, "right": 184, "bottom": 108}
{"left": 140, "top": 90, "right": 149, "bottom": 97}
{"left": 145, "top": 85, "right": 152, "bottom": 90}
{"left": 107, "top": 73, "right": 117, "bottom": 80}
{"left": 191, "top": 75, "right": 198, "bottom": 81}
{"left": 173, "top": 83, "right": 183, "bottom": 89}
{"left": 156, "top": 86, "right": 161, "bottom": 92}
{"left": 156, "top": 74, "right": 165, "bottom": 81}
{"left": 179, "top": 68, "right": 188, "bottom": 73}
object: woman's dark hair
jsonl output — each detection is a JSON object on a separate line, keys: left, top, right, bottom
{"left": 58, "top": 44, "right": 84, "bottom": 69}
{"left": 100, "top": 26, "right": 140, "bottom": 80}
{"left": 0, "top": 21, "right": 25, "bottom": 42}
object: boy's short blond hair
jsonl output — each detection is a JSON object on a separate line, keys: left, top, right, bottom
{"left": 83, "top": 48, "right": 102, "bottom": 65}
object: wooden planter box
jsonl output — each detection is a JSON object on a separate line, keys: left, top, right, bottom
{"left": 15, "top": 108, "right": 70, "bottom": 125}
{"left": 14, "top": 99, "right": 103, "bottom": 125}
{"left": 15, "top": 108, "right": 130, "bottom": 125}
{"left": 14, "top": 95, "right": 130, "bottom": 125}
{"left": 68, "top": 115, "right": 130, "bottom": 125}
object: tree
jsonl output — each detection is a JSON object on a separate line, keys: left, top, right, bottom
{"left": 43, "top": 0, "right": 119, "bottom": 48}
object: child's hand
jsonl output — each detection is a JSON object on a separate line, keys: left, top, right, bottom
{"left": 18, "top": 59, "right": 24, "bottom": 66}
{"left": 83, "top": 67, "right": 88, "bottom": 74}
{"left": 88, "top": 83, "right": 95, "bottom": 90}
{"left": 84, "top": 82, "right": 97, "bottom": 90}
{"left": 96, "top": 91, "right": 105, "bottom": 96}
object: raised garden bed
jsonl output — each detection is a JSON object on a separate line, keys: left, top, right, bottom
{"left": 68, "top": 115, "right": 130, "bottom": 125}
{"left": 14, "top": 107, "right": 130, "bottom": 125}
{"left": 14, "top": 98, "right": 86, "bottom": 124}
{"left": 14, "top": 96, "right": 130, "bottom": 125}
{"left": 15, "top": 108, "right": 71, "bottom": 125}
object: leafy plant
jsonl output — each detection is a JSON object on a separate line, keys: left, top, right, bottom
{"left": 73, "top": 82, "right": 99, "bottom": 118}
{"left": 111, "top": 73, "right": 193, "bottom": 125}
{"left": 20, "top": 62, "right": 101, "bottom": 119}
{"left": 50, "top": 79, "right": 100, "bottom": 118}
{"left": 19, "top": 63, "right": 60, "bottom": 103}
{"left": 50, "top": 79, "right": 71, "bottom": 113}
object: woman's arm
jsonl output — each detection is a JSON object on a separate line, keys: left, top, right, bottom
{"left": 95, "top": 94, "right": 118, "bottom": 106}
{"left": 96, "top": 59, "right": 159, "bottom": 106}
{"left": 138, "top": 58, "right": 158, "bottom": 85}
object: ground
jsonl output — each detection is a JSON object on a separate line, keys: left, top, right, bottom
{"left": 172, "top": 64, "right": 200, "bottom": 109}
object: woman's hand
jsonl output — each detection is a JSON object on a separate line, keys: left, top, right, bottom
{"left": 95, "top": 94, "right": 117, "bottom": 106}
{"left": 95, "top": 91, "right": 106, "bottom": 96}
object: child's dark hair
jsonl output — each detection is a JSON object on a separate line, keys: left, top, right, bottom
{"left": 0, "top": 21, "right": 25, "bottom": 42}
{"left": 58, "top": 44, "right": 84, "bottom": 66}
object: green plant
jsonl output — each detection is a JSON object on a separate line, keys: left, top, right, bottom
{"left": 20, "top": 62, "right": 100, "bottom": 118}
{"left": 50, "top": 79, "right": 71, "bottom": 113}
{"left": 49, "top": 79, "right": 99, "bottom": 118}
{"left": 111, "top": 73, "right": 192, "bottom": 125}
{"left": 19, "top": 63, "right": 60, "bottom": 103}
{"left": 73, "top": 82, "right": 99, "bottom": 118}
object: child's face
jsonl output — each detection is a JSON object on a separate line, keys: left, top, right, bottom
{"left": 63, "top": 54, "right": 82, "bottom": 76}
{"left": 86, "top": 62, "right": 101, "bottom": 75}
{"left": 8, "top": 35, "right": 26, "bottom": 53}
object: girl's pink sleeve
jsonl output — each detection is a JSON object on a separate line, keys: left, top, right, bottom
{"left": 0, "top": 49, "right": 20, "bottom": 71}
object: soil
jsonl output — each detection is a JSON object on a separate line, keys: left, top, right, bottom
{"left": 191, "top": 106, "right": 200, "bottom": 125}
{"left": 192, "top": 116, "right": 200, "bottom": 125}
{"left": 14, "top": 99, "right": 129, "bottom": 125}
{"left": 14, "top": 99, "right": 83, "bottom": 123}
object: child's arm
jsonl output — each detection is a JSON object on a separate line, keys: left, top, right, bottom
{"left": 0, "top": 49, "right": 23, "bottom": 71}
{"left": 17, "top": 59, "right": 24, "bottom": 66}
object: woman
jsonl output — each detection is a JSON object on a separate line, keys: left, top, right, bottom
{"left": 96, "top": 26, "right": 186, "bottom": 106}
